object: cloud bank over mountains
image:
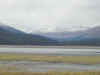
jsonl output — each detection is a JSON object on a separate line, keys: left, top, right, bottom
{"left": 0, "top": 0, "right": 100, "bottom": 33}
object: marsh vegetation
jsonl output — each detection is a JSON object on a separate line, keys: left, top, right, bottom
{"left": 0, "top": 53, "right": 100, "bottom": 75}
{"left": 0, "top": 54, "right": 100, "bottom": 64}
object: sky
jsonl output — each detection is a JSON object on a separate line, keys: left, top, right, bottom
{"left": 0, "top": 0, "right": 100, "bottom": 33}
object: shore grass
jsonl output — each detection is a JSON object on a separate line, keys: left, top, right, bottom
{"left": 0, "top": 71, "right": 100, "bottom": 75}
{"left": 0, "top": 53, "right": 100, "bottom": 75}
{"left": 0, "top": 53, "right": 100, "bottom": 64}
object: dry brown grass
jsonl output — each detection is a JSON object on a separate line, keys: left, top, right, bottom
{"left": 0, "top": 54, "right": 100, "bottom": 64}
{"left": 0, "top": 71, "right": 100, "bottom": 75}
{"left": 0, "top": 53, "right": 100, "bottom": 75}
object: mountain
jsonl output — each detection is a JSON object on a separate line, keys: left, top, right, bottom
{"left": 1, "top": 23, "right": 100, "bottom": 46}
{"left": 39, "top": 31, "right": 84, "bottom": 41}
{"left": 0, "top": 24, "right": 58, "bottom": 45}
{"left": 40, "top": 26, "right": 100, "bottom": 46}
{"left": 83, "top": 26, "right": 100, "bottom": 38}
{"left": 73, "top": 26, "right": 100, "bottom": 45}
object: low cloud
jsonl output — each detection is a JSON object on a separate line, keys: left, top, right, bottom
{"left": 0, "top": 0, "right": 100, "bottom": 32}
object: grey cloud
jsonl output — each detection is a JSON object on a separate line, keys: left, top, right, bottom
{"left": 0, "top": 0, "right": 100, "bottom": 32}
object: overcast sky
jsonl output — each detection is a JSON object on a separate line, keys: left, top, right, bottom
{"left": 0, "top": 0, "right": 100, "bottom": 33}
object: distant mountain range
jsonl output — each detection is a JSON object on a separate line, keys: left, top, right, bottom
{"left": 0, "top": 23, "right": 100, "bottom": 46}
{"left": 0, "top": 24, "right": 58, "bottom": 45}
{"left": 40, "top": 26, "right": 100, "bottom": 46}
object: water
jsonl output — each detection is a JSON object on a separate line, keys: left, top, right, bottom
{"left": 0, "top": 47, "right": 99, "bottom": 56}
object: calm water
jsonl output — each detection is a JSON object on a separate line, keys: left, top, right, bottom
{"left": 0, "top": 47, "right": 99, "bottom": 56}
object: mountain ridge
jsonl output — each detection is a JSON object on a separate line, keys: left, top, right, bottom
{"left": 39, "top": 26, "right": 100, "bottom": 46}
{"left": 0, "top": 24, "right": 58, "bottom": 45}
{"left": 0, "top": 23, "right": 100, "bottom": 46}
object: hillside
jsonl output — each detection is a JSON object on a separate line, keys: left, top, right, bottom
{"left": 0, "top": 23, "right": 100, "bottom": 46}
{"left": 0, "top": 25, "right": 58, "bottom": 45}
{"left": 40, "top": 26, "right": 100, "bottom": 46}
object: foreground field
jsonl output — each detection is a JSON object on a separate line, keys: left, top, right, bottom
{"left": 0, "top": 53, "right": 100, "bottom": 74}
{"left": 0, "top": 71, "right": 100, "bottom": 75}
{"left": 0, "top": 53, "right": 100, "bottom": 64}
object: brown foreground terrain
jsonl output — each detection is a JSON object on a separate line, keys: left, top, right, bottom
{"left": 0, "top": 46, "right": 100, "bottom": 75}
{"left": 0, "top": 71, "right": 100, "bottom": 75}
{"left": 0, "top": 53, "right": 100, "bottom": 64}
